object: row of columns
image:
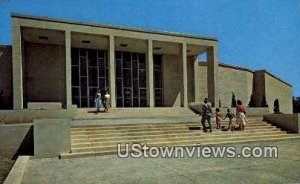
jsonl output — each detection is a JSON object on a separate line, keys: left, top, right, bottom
{"left": 12, "top": 27, "right": 218, "bottom": 109}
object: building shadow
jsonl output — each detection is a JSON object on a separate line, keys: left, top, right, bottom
{"left": 12, "top": 126, "right": 34, "bottom": 160}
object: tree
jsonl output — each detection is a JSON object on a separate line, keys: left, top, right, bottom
{"left": 273, "top": 99, "right": 280, "bottom": 114}
{"left": 248, "top": 94, "right": 255, "bottom": 107}
{"left": 261, "top": 95, "right": 268, "bottom": 107}
{"left": 293, "top": 96, "right": 300, "bottom": 113}
{"left": 231, "top": 92, "right": 237, "bottom": 107}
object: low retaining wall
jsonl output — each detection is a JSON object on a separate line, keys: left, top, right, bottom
{"left": 3, "top": 156, "right": 30, "bottom": 184}
{"left": 27, "top": 102, "right": 62, "bottom": 110}
{"left": 263, "top": 114, "right": 300, "bottom": 133}
{"left": 34, "top": 119, "right": 71, "bottom": 158}
{"left": 0, "top": 124, "right": 33, "bottom": 158}
{"left": 0, "top": 108, "right": 76, "bottom": 124}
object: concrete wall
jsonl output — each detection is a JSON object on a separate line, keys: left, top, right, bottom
{"left": 264, "top": 72, "right": 293, "bottom": 114}
{"left": 24, "top": 43, "right": 66, "bottom": 108}
{"left": 217, "top": 65, "right": 253, "bottom": 108}
{"left": 0, "top": 123, "right": 33, "bottom": 158}
{"left": 0, "top": 46, "right": 13, "bottom": 109}
{"left": 195, "top": 63, "right": 253, "bottom": 107}
{"left": 187, "top": 57, "right": 195, "bottom": 103}
{"left": 34, "top": 119, "right": 70, "bottom": 158}
{"left": 194, "top": 63, "right": 208, "bottom": 102}
{"left": 194, "top": 64, "right": 292, "bottom": 113}
{"left": 163, "top": 54, "right": 181, "bottom": 107}
{"left": 3, "top": 156, "right": 30, "bottom": 184}
{"left": 263, "top": 114, "right": 300, "bottom": 133}
{"left": 0, "top": 108, "right": 76, "bottom": 124}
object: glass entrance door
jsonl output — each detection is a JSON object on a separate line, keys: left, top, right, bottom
{"left": 71, "top": 48, "right": 108, "bottom": 108}
{"left": 116, "top": 51, "right": 147, "bottom": 107}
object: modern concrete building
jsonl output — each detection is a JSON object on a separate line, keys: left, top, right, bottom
{"left": 0, "top": 13, "right": 293, "bottom": 113}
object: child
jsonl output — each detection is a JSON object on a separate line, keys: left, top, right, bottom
{"left": 223, "top": 108, "right": 235, "bottom": 131}
{"left": 215, "top": 108, "right": 222, "bottom": 129}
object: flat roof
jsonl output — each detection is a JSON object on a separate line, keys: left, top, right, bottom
{"left": 11, "top": 13, "right": 218, "bottom": 41}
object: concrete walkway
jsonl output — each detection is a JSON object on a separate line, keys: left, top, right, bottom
{"left": 22, "top": 139, "right": 300, "bottom": 184}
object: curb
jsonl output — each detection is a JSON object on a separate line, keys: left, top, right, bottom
{"left": 3, "top": 156, "right": 30, "bottom": 184}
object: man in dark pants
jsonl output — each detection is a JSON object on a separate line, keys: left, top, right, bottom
{"left": 201, "top": 98, "right": 212, "bottom": 132}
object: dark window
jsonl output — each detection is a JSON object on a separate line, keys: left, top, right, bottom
{"left": 139, "top": 70, "right": 146, "bottom": 87}
{"left": 71, "top": 66, "right": 79, "bottom": 86}
{"left": 81, "top": 97, "right": 88, "bottom": 107}
{"left": 80, "top": 77, "right": 87, "bottom": 97}
{"left": 123, "top": 52, "right": 131, "bottom": 68}
{"left": 124, "top": 98, "right": 132, "bottom": 107}
{"left": 88, "top": 68, "right": 98, "bottom": 86}
{"left": 115, "top": 51, "right": 122, "bottom": 60}
{"left": 71, "top": 48, "right": 79, "bottom": 65}
{"left": 116, "top": 79, "right": 123, "bottom": 98}
{"left": 98, "top": 50, "right": 105, "bottom": 58}
{"left": 123, "top": 69, "right": 132, "bottom": 87}
{"left": 88, "top": 50, "right": 97, "bottom": 66}
{"left": 72, "top": 87, "right": 80, "bottom": 97}
{"left": 117, "top": 98, "right": 123, "bottom": 107}
{"left": 79, "top": 49, "right": 86, "bottom": 57}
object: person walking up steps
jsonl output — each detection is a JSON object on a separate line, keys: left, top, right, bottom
{"left": 201, "top": 98, "right": 213, "bottom": 132}
{"left": 236, "top": 100, "right": 247, "bottom": 130}
{"left": 223, "top": 108, "right": 235, "bottom": 131}
{"left": 215, "top": 108, "right": 222, "bottom": 129}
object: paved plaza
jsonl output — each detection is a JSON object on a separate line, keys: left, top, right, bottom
{"left": 22, "top": 139, "right": 300, "bottom": 184}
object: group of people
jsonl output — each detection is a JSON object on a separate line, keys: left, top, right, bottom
{"left": 95, "top": 89, "right": 110, "bottom": 113}
{"left": 201, "top": 97, "right": 247, "bottom": 132}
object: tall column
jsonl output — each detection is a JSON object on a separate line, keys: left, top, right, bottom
{"left": 109, "top": 35, "right": 116, "bottom": 108}
{"left": 65, "top": 30, "right": 72, "bottom": 109}
{"left": 207, "top": 45, "right": 218, "bottom": 107}
{"left": 147, "top": 39, "right": 154, "bottom": 107}
{"left": 12, "top": 21, "right": 23, "bottom": 109}
{"left": 181, "top": 43, "right": 188, "bottom": 107}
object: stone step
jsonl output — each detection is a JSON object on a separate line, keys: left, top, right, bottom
{"left": 70, "top": 123, "right": 273, "bottom": 134}
{"left": 70, "top": 133, "right": 294, "bottom": 153}
{"left": 74, "top": 108, "right": 197, "bottom": 120}
{"left": 71, "top": 131, "right": 287, "bottom": 148}
{"left": 71, "top": 128, "right": 284, "bottom": 144}
{"left": 70, "top": 121, "right": 270, "bottom": 131}
{"left": 60, "top": 135, "right": 300, "bottom": 159}
{"left": 71, "top": 119, "right": 264, "bottom": 128}
{"left": 70, "top": 126, "right": 278, "bottom": 138}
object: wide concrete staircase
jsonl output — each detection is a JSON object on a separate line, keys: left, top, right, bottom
{"left": 60, "top": 117, "right": 300, "bottom": 159}
{"left": 74, "top": 107, "right": 196, "bottom": 120}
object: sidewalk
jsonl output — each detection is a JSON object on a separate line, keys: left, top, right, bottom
{"left": 21, "top": 139, "right": 300, "bottom": 184}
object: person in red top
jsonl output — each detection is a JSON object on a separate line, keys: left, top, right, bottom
{"left": 236, "top": 100, "right": 247, "bottom": 130}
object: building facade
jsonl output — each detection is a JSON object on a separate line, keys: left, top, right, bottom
{"left": 0, "top": 13, "right": 293, "bottom": 113}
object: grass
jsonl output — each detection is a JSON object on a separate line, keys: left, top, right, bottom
{"left": 0, "top": 155, "right": 15, "bottom": 184}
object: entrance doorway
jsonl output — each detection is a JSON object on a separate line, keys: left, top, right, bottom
{"left": 71, "top": 49, "right": 163, "bottom": 108}
{"left": 116, "top": 51, "right": 147, "bottom": 107}
{"left": 71, "top": 48, "right": 109, "bottom": 108}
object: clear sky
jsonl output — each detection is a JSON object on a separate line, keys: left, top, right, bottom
{"left": 0, "top": 0, "right": 299, "bottom": 96}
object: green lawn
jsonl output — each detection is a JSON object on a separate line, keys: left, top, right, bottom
{"left": 0, "top": 155, "right": 14, "bottom": 184}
